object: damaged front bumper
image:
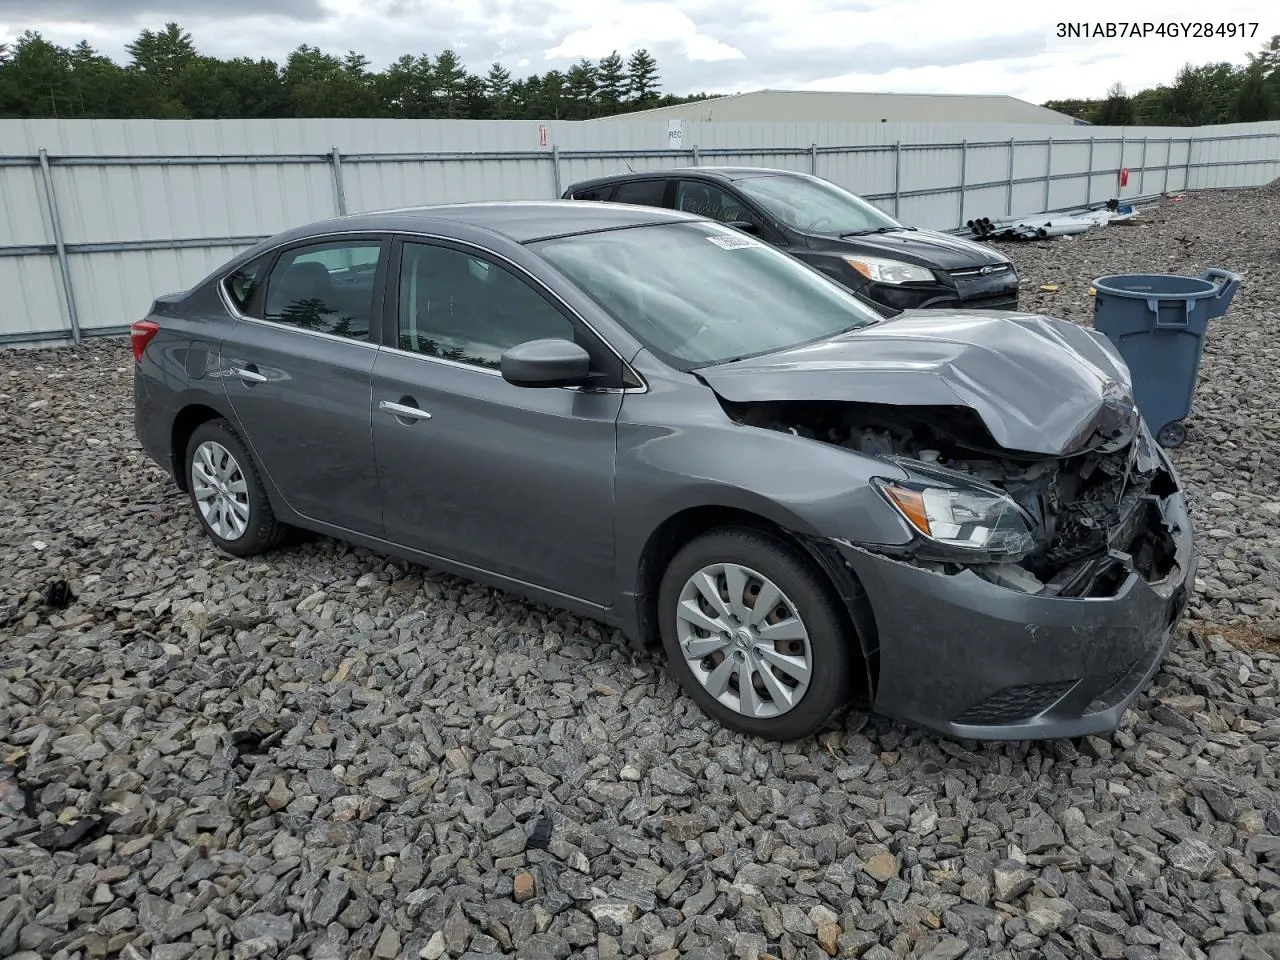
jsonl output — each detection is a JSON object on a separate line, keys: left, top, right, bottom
{"left": 834, "top": 480, "right": 1196, "bottom": 741}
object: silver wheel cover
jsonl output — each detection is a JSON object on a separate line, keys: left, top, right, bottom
{"left": 191, "top": 440, "right": 250, "bottom": 541}
{"left": 674, "top": 562, "right": 813, "bottom": 719}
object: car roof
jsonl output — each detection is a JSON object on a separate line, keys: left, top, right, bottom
{"left": 284, "top": 201, "right": 702, "bottom": 245}
{"left": 567, "top": 166, "right": 801, "bottom": 193}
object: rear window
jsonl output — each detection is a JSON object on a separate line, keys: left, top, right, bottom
{"left": 612, "top": 179, "right": 668, "bottom": 207}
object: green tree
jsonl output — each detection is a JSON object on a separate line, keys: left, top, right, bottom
{"left": 565, "top": 58, "right": 597, "bottom": 118}
{"left": 484, "top": 62, "right": 512, "bottom": 118}
{"left": 381, "top": 54, "right": 436, "bottom": 117}
{"left": 596, "top": 50, "right": 626, "bottom": 111}
{"left": 125, "top": 22, "right": 196, "bottom": 87}
{"left": 1094, "top": 82, "right": 1136, "bottom": 125}
{"left": 0, "top": 31, "right": 74, "bottom": 117}
{"left": 626, "top": 48, "right": 660, "bottom": 104}
{"left": 432, "top": 49, "right": 467, "bottom": 118}
{"left": 0, "top": 26, "right": 709, "bottom": 120}
{"left": 174, "top": 57, "right": 288, "bottom": 119}
{"left": 1234, "top": 63, "right": 1275, "bottom": 121}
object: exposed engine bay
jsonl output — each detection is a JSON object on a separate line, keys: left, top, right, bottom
{"left": 722, "top": 399, "right": 1183, "bottom": 598}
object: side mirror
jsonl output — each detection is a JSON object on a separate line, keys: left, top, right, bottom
{"left": 500, "top": 338, "right": 592, "bottom": 388}
{"left": 726, "top": 220, "right": 761, "bottom": 236}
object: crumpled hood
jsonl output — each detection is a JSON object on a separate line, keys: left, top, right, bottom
{"left": 698, "top": 310, "right": 1138, "bottom": 456}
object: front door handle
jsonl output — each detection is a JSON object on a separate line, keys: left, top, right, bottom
{"left": 379, "top": 399, "right": 432, "bottom": 422}
{"left": 228, "top": 365, "right": 267, "bottom": 384}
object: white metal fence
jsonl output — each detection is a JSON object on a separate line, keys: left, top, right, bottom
{"left": 2, "top": 116, "right": 1278, "bottom": 346}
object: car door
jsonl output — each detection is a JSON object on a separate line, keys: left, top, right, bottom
{"left": 369, "top": 238, "right": 624, "bottom": 604}
{"left": 218, "top": 235, "right": 388, "bottom": 536}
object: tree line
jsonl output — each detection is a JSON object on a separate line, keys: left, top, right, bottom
{"left": 1045, "top": 37, "right": 1280, "bottom": 125}
{"left": 0, "top": 22, "right": 718, "bottom": 121}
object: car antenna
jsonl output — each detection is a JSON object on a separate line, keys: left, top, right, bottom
{"left": 623, "top": 159, "right": 635, "bottom": 173}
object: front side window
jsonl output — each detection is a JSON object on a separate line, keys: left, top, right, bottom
{"left": 571, "top": 185, "right": 615, "bottom": 201}
{"left": 533, "top": 221, "right": 882, "bottom": 369}
{"left": 397, "top": 242, "right": 575, "bottom": 369}
{"left": 734, "top": 173, "right": 902, "bottom": 236}
{"left": 674, "top": 181, "right": 761, "bottom": 228}
{"left": 611, "top": 179, "right": 668, "bottom": 207}
{"left": 262, "top": 241, "right": 383, "bottom": 340}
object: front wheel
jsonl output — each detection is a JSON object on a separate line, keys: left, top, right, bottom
{"left": 657, "top": 527, "right": 855, "bottom": 741}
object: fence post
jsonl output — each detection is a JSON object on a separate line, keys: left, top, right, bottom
{"left": 1086, "top": 136, "right": 1095, "bottom": 205}
{"left": 1164, "top": 136, "right": 1173, "bottom": 193}
{"left": 692, "top": 144, "right": 701, "bottom": 166}
{"left": 37, "top": 147, "right": 81, "bottom": 346}
{"left": 958, "top": 139, "right": 967, "bottom": 226}
{"left": 329, "top": 146, "right": 348, "bottom": 216}
{"left": 893, "top": 140, "right": 902, "bottom": 217}
{"left": 551, "top": 144, "right": 562, "bottom": 197}
{"left": 1043, "top": 138, "right": 1053, "bottom": 212}
{"left": 1138, "top": 137, "right": 1149, "bottom": 195}
{"left": 1006, "top": 137, "right": 1015, "bottom": 216}
{"left": 810, "top": 142, "right": 818, "bottom": 175}
{"left": 1183, "top": 136, "right": 1194, "bottom": 190}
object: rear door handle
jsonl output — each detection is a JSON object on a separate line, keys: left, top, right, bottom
{"left": 228, "top": 365, "right": 267, "bottom": 384}
{"left": 379, "top": 399, "right": 432, "bottom": 422}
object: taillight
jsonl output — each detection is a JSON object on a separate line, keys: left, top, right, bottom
{"left": 131, "top": 320, "right": 159, "bottom": 363}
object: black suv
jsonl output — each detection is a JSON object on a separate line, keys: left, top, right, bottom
{"left": 563, "top": 167, "right": 1019, "bottom": 312}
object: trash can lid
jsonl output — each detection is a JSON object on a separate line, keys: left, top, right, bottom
{"left": 1092, "top": 274, "right": 1218, "bottom": 301}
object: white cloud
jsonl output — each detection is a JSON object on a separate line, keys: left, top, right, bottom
{"left": 544, "top": 2, "right": 744, "bottom": 62}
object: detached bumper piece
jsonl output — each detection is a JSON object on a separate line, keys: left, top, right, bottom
{"left": 839, "top": 483, "right": 1195, "bottom": 742}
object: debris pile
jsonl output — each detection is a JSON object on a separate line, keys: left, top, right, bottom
{"left": 966, "top": 199, "right": 1139, "bottom": 241}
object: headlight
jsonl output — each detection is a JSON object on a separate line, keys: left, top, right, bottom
{"left": 873, "top": 478, "right": 1036, "bottom": 560}
{"left": 843, "top": 256, "right": 934, "bottom": 285}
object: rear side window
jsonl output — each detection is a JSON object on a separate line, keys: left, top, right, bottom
{"left": 262, "top": 240, "right": 384, "bottom": 341}
{"left": 570, "top": 185, "right": 615, "bottom": 201}
{"left": 612, "top": 179, "right": 668, "bottom": 207}
{"left": 222, "top": 254, "right": 270, "bottom": 314}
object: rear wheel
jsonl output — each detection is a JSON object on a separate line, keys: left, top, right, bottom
{"left": 657, "top": 527, "right": 855, "bottom": 741}
{"left": 185, "top": 419, "right": 287, "bottom": 557}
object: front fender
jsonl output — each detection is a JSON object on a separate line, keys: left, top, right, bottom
{"left": 613, "top": 409, "right": 917, "bottom": 601}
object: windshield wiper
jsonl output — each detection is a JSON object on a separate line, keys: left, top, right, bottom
{"left": 839, "top": 226, "right": 910, "bottom": 238}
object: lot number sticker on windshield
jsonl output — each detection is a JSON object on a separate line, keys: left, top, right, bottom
{"left": 707, "top": 234, "right": 763, "bottom": 250}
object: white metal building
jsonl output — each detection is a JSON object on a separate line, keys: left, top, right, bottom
{"left": 589, "top": 90, "right": 1084, "bottom": 126}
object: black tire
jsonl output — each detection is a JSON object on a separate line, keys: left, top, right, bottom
{"left": 657, "top": 526, "right": 855, "bottom": 741}
{"left": 184, "top": 418, "right": 287, "bottom": 557}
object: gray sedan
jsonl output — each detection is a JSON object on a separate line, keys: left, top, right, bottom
{"left": 133, "top": 201, "right": 1195, "bottom": 742}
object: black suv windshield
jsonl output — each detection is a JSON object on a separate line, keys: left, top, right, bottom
{"left": 532, "top": 221, "right": 882, "bottom": 369}
{"left": 735, "top": 173, "right": 903, "bottom": 235}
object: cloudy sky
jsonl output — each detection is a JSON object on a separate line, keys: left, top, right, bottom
{"left": 0, "top": 0, "right": 1270, "bottom": 103}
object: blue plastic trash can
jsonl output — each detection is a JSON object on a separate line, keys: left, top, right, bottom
{"left": 1091, "top": 268, "right": 1241, "bottom": 447}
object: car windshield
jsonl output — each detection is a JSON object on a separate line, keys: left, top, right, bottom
{"left": 734, "top": 173, "right": 903, "bottom": 235}
{"left": 532, "top": 221, "right": 883, "bottom": 369}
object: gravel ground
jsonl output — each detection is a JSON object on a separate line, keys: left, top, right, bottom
{"left": 2, "top": 185, "right": 1280, "bottom": 960}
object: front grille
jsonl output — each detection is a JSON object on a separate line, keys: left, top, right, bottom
{"left": 955, "top": 680, "right": 1076, "bottom": 725}
{"left": 949, "top": 264, "right": 1013, "bottom": 279}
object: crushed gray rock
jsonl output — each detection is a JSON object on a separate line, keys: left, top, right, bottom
{"left": 2, "top": 185, "right": 1280, "bottom": 958}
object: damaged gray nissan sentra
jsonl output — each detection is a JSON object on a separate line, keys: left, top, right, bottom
{"left": 133, "top": 200, "right": 1196, "bottom": 743}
